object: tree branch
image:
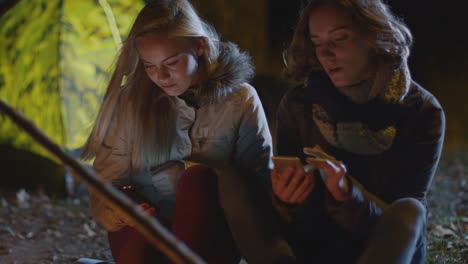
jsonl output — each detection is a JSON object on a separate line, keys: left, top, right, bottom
{"left": 0, "top": 98, "right": 205, "bottom": 264}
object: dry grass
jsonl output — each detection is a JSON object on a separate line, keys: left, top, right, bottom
{"left": 0, "top": 149, "right": 466, "bottom": 263}
{"left": 426, "top": 149, "right": 467, "bottom": 263}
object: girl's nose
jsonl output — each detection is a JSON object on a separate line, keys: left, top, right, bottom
{"left": 156, "top": 66, "right": 170, "bottom": 81}
{"left": 317, "top": 41, "right": 336, "bottom": 58}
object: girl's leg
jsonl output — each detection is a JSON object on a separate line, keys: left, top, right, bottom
{"left": 358, "top": 198, "right": 426, "bottom": 264}
{"left": 108, "top": 225, "right": 168, "bottom": 264}
{"left": 107, "top": 165, "right": 240, "bottom": 264}
{"left": 172, "top": 165, "right": 240, "bottom": 264}
{"left": 216, "top": 167, "right": 295, "bottom": 264}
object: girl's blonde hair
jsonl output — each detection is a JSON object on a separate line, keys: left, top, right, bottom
{"left": 83, "top": 0, "right": 220, "bottom": 172}
{"left": 283, "top": 0, "right": 412, "bottom": 82}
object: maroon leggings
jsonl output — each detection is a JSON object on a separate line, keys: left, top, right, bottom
{"left": 107, "top": 165, "right": 240, "bottom": 264}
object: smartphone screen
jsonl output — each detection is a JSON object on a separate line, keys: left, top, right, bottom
{"left": 272, "top": 156, "right": 302, "bottom": 174}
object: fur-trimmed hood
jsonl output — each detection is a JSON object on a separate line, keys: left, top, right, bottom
{"left": 190, "top": 41, "right": 255, "bottom": 104}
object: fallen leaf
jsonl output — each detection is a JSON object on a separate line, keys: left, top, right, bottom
{"left": 447, "top": 242, "right": 453, "bottom": 249}
{"left": 83, "top": 223, "right": 96, "bottom": 237}
{"left": 16, "top": 189, "right": 30, "bottom": 209}
{"left": 432, "top": 225, "right": 457, "bottom": 237}
{"left": 1, "top": 198, "right": 8, "bottom": 208}
{"left": 0, "top": 245, "right": 11, "bottom": 256}
{"left": 65, "top": 211, "right": 75, "bottom": 218}
{"left": 54, "top": 230, "right": 63, "bottom": 238}
{"left": 0, "top": 226, "right": 15, "bottom": 236}
{"left": 55, "top": 246, "right": 64, "bottom": 253}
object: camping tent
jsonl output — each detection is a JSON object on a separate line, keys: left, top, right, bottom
{"left": 0, "top": 0, "right": 144, "bottom": 161}
{"left": 0, "top": 0, "right": 143, "bottom": 194}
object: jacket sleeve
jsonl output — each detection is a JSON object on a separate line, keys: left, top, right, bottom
{"left": 276, "top": 88, "right": 304, "bottom": 157}
{"left": 88, "top": 122, "right": 132, "bottom": 232}
{"left": 325, "top": 101, "right": 446, "bottom": 236}
{"left": 274, "top": 88, "right": 310, "bottom": 221}
{"left": 233, "top": 84, "right": 273, "bottom": 184}
{"left": 219, "top": 84, "right": 294, "bottom": 262}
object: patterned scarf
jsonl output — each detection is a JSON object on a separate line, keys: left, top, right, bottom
{"left": 309, "top": 59, "right": 411, "bottom": 155}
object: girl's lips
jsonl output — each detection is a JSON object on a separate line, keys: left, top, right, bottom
{"left": 328, "top": 67, "right": 342, "bottom": 76}
{"left": 160, "top": 84, "right": 176, "bottom": 88}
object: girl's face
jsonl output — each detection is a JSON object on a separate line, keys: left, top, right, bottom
{"left": 308, "top": 4, "right": 375, "bottom": 88}
{"left": 136, "top": 34, "right": 204, "bottom": 96}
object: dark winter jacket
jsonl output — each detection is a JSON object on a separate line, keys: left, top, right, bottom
{"left": 276, "top": 71, "right": 445, "bottom": 238}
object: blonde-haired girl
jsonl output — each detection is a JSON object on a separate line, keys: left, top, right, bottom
{"left": 83, "top": 0, "right": 293, "bottom": 263}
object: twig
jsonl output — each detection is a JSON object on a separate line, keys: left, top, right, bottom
{"left": 0, "top": 98, "right": 205, "bottom": 264}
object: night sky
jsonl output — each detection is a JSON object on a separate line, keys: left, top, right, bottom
{"left": 388, "top": 1, "right": 467, "bottom": 84}
{"left": 389, "top": 1, "right": 468, "bottom": 148}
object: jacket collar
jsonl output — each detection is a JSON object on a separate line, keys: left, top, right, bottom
{"left": 183, "top": 42, "right": 254, "bottom": 106}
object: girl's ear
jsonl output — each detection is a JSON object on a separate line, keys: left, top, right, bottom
{"left": 364, "top": 31, "right": 376, "bottom": 48}
{"left": 195, "top": 37, "right": 206, "bottom": 57}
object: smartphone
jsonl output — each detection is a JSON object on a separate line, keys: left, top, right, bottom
{"left": 116, "top": 184, "right": 149, "bottom": 205}
{"left": 272, "top": 156, "right": 302, "bottom": 174}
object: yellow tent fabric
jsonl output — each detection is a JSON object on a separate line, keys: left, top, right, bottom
{"left": 0, "top": 0, "right": 143, "bottom": 161}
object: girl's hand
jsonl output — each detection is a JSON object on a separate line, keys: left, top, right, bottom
{"left": 138, "top": 203, "right": 157, "bottom": 216}
{"left": 118, "top": 203, "right": 157, "bottom": 227}
{"left": 304, "top": 146, "right": 351, "bottom": 202}
{"left": 270, "top": 165, "right": 315, "bottom": 205}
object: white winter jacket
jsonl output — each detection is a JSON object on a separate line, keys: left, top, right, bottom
{"left": 90, "top": 83, "right": 272, "bottom": 231}
{"left": 89, "top": 41, "right": 273, "bottom": 232}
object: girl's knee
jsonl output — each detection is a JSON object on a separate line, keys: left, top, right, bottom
{"left": 177, "top": 164, "right": 218, "bottom": 193}
{"left": 389, "top": 198, "right": 425, "bottom": 219}
{"left": 384, "top": 198, "right": 426, "bottom": 234}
